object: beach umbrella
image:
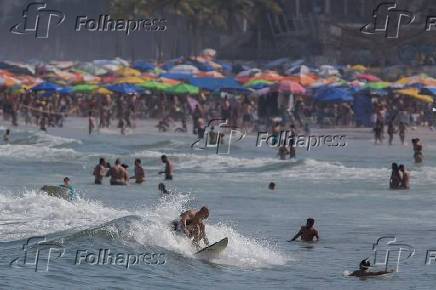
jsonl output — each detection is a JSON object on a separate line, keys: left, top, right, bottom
{"left": 420, "top": 87, "right": 436, "bottom": 95}
{"left": 313, "top": 86, "right": 354, "bottom": 102}
{"left": 58, "top": 87, "right": 74, "bottom": 95}
{"left": 355, "top": 73, "right": 381, "bottom": 82}
{"left": 169, "top": 65, "right": 199, "bottom": 74}
{"left": 133, "top": 61, "right": 155, "bottom": 72}
{"left": 319, "top": 65, "right": 340, "bottom": 77}
{"left": 137, "top": 81, "right": 171, "bottom": 91}
{"left": 285, "top": 65, "right": 310, "bottom": 76}
{"left": 106, "top": 83, "right": 139, "bottom": 94}
{"left": 396, "top": 88, "right": 433, "bottom": 103}
{"left": 72, "top": 84, "right": 98, "bottom": 93}
{"left": 116, "top": 76, "right": 149, "bottom": 84}
{"left": 165, "top": 83, "right": 199, "bottom": 95}
{"left": 189, "top": 77, "right": 247, "bottom": 92}
{"left": 96, "top": 87, "right": 113, "bottom": 95}
{"left": 276, "top": 80, "right": 306, "bottom": 94}
{"left": 244, "top": 79, "right": 273, "bottom": 89}
{"left": 350, "top": 65, "right": 367, "bottom": 72}
{"left": 159, "top": 73, "right": 193, "bottom": 81}
{"left": 363, "top": 82, "right": 391, "bottom": 90}
{"left": 195, "top": 71, "right": 224, "bottom": 78}
{"left": 32, "top": 82, "right": 62, "bottom": 92}
{"left": 117, "top": 67, "right": 141, "bottom": 77}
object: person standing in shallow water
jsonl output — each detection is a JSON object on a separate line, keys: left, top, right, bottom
{"left": 412, "top": 138, "right": 423, "bottom": 163}
{"left": 289, "top": 218, "right": 319, "bottom": 242}
{"left": 130, "top": 158, "right": 145, "bottom": 184}
{"left": 387, "top": 121, "right": 395, "bottom": 145}
{"left": 389, "top": 162, "right": 401, "bottom": 189}
{"left": 399, "top": 122, "right": 406, "bottom": 145}
{"left": 159, "top": 155, "right": 173, "bottom": 180}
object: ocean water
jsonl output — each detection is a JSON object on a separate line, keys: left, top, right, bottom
{"left": 1, "top": 120, "right": 436, "bottom": 290}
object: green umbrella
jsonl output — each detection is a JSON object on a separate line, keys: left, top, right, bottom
{"left": 138, "top": 81, "right": 171, "bottom": 91}
{"left": 364, "top": 82, "right": 391, "bottom": 90}
{"left": 165, "top": 83, "right": 199, "bottom": 95}
{"left": 72, "top": 84, "right": 98, "bottom": 93}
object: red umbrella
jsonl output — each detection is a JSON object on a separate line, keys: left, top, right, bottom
{"left": 356, "top": 73, "right": 381, "bottom": 82}
{"left": 276, "top": 80, "right": 306, "bottom": 94}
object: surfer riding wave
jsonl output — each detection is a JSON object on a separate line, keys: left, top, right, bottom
{"left": 171, "top": 206, "right": 210, "bottom": 249}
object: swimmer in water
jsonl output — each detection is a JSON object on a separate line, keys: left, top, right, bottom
{"left": 158, "top": 183, "right": 170, "bottom": 195}
{"left": 268, "top": 182, "right": 276, "bottom": 190}
{"left": 3, "top": 129, "right": 10, "bottom": 144}
{"left": 59, "top": 177, "right": 78, "bottom": 201}
{"left": 289, "top": 218, "right": 319, "bottom": 242}
{"left": 348, "top": 258, "right": 393, "bottom": 277}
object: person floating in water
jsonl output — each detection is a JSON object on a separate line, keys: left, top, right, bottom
{"left": 159, "top": 155, "right": 173, "bottom": 180}
{"left": 59, "top": 177, "right": 78, "bottom": 201}
{"left": 348, "top": 258, "right": 392, "bottom": 277}
{"left": 172, "top": 207, "right": 210, "bottom": 249}
{"left": 3, "top": 129, "right": 10, "bottom": 144}
{"left": 412, "top": 138, "right": 423, "bottom": 163}
{"left": 130, "top": 158, "right": 145, "bottom": 184}
{"left": 389, "top": 162, "right": 401, "bottom": 189}
{"left": 289, "top": 218, "right": 319, "bottom": 242}
{"left": 268, "top": 182, "right": 276, "bottom": 190}
{"left": 93, "top": 158, "right": 108, "bottom": 185}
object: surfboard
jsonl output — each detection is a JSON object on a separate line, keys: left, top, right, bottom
{"left": 195, "top": 237, "right": 228, "bottom": 255}
{"left": 40, "top": 185, "right": 70, "bottom": 200}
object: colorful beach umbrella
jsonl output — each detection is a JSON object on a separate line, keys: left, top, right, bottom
{"left": 32, "top": 82, "right": 62, "bottom": 92}
{"left": 72, "top": 84, "right": 98, "bottom": 93}
{"left": 106, "top": 83, "right": 139, "bottom": 94}
{"left": 396, "top": 88, "right": 433, "bottom": 103}
{"left": 276, "top": 80, "right": 306, "bottom": 94}
{"left": 137, "top": 81, "right": 171, "bottom": 91}
{"left": 165, "top": 83, "right": 199, "bottom": 95}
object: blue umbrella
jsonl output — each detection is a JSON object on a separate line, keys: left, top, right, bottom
{"left": 189, "top": 77, "right": 247, "bottom": 92}
{"left": 106, "top": 84, "right": 139, "bottom": 94}
{"left": 58, "top": 87, "right": 74, "bottom": 95}
{"left": 133, "top": 61, "right": 155, "bottom": 72}
{"left": 160, "top": 72, "right": 193, "bottom": 81}
{"left": 313, "top": 86, "right": 354, "bottom": 102}
{"left": 420, "top": 87, "right": 436, "bottom": 95}
{"left": 32, "top": 82, "right": 63, "bottom": 92}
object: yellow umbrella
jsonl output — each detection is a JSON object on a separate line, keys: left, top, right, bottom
{"left": 351, "top": 65, "right": 367, "bottom": 72}
{"left": 96, "top": 87, "right": 113, "bottom": 95}
{"left": 396, "top": 88, "right": 434, "bottom": 103}
{"left": 117, "top": 67, "right": 141, "bottom": 77}
{"left": 116, "top": 76, "right": 149, "bottom": 84}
